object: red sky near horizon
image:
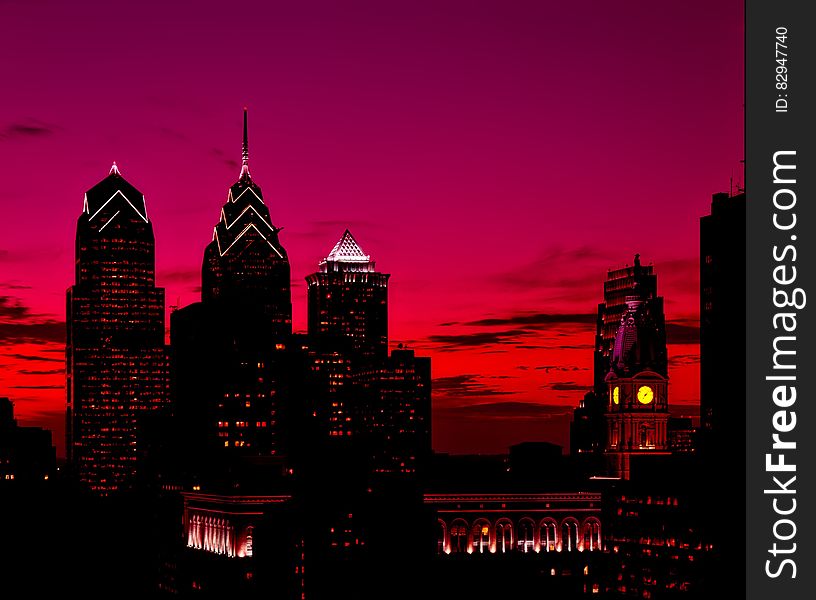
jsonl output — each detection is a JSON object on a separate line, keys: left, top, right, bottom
{"left": 0, "top": 0, "right": 743, "bottom": 456}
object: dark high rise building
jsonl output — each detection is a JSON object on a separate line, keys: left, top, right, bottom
{"left": 201, "top": 109, "right": 292, "bottom": 337}
{"left": 67, "top": 163, "right": 169, "bottom": 494}
{"left": 593, "top": 255, "right": 663, "bottom": 394}
{"left": 699, "top": 190, "right": 746, "bottom": 597}
{"left": 353, "top": 348, "right": 431, "bottom": 477}
{"left": 171, "top": 110, "right": 296, "bottom": 470}
{"left": 0, "top": 397, "right": 56, "bottom": 484}
{"left": 306, "top": 230, "right": 389, "bottom": 361}
{"left": 700, "top": 191, "right": 746, "bottom": 456}
{"left": 573, "top": 255, "right": 666, "bottom": 458}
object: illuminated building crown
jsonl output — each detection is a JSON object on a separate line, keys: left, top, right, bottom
{"left": 319, "top": 229, "right": 375, "bottom": 273}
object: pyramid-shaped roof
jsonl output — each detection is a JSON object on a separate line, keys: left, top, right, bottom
{"left": 325, "top": 229, "right": 370, "bottom": 263}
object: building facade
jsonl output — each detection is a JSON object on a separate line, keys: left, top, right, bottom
{"left": 604, "top": 293, "right": 670, "bottom": 479}
{"left": 306, "top": 229, "right": 389, "bottom": 361}
{"left": 353, "top": 348, "right": 431, "bottom": 478}
{"left": 66, "top": 163, "right": 169, "bottom": 494}
{"left": 171, "top": 111, "right": 297, "bottom": 470}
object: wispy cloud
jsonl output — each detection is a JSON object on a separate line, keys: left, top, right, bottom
{"left": 10, "top": 384, "right": 63, "bottom": 390}
{"left": 211, "top": 147, "right": 239, "bottom": 170}
{"left": 0, "top": 295, "right": 30, "bottom": 319}
{"left": 18, "top": 368, "right": 64, "bottom": 375}
{"left": 426, "top": 329, "right": 530, "bottom": 350}
{"left": 548, "top": 381, "right": 589, "bottom": 391}
{"left": 0, "top": 321, "right": 64, "bottom": 345}
{"left": 668, "top": 353, "right": 700, "bottom": 367}
{"left": 447, "top": 312, "right": 596, "bottom": 328}
{"left": 158, "top": 268, "right": 200, "bottom": 284}
{"left": 0, "top": 119, "right": 58, "bottom": 140}
{"left": 4, "top": 353, "right": 63, "bottom": 363}
{"left": 433, "top": 374, "right": 516, "bottom": 398}
{"left": 665, "top": 321, "right": 699, "bottom": 344}
{"left": 435, "top": 402, "right": 573, "bottom": 420}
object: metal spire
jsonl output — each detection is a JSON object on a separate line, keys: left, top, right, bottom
{"left": 240, "top": 107, "right": 251, "bottom": 179}
{"left": 110, "top": 161, "right": 120, "bottom": 176}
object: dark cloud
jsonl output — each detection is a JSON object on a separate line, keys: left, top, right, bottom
{"left": 211, "top": 147, "right": 239, "bottom": 169}
{"left": 0, "top": 119, "right": 57, "bottom": 140}
{"left": 436, "top": 402, "right": 573, "bottom": 420}
{"left": 548, "top": 381, "right": 589, "bottom": 391}
{"left": 0, "top": 282, "right": 31, "bottom": 290}
{"left": 18, "top": 368, "right": 64, "bottom": 375}
{"left": 10, "top": 384, "right": 63, "bottom": 390}
{"left": 0, "top": 321, "right": 65, "bottom": 345}
{"left": 534, "top": 365, "right": 585, "bottom": 373}
{"left": 668, "top": 353, "right": 700, "bottom": 367}
{"left": 4, "top": 353, "right": 63, "bottom": 363}
{"left": 0, "top": 295, "right": 30, "bottom": 319}
{"left": 489, "top": 245, "right": 609, "bottom": 294}
{"left": 158, "top": 268, "right": 200, "bottom": 284}
{"left": 433, "top": 374, "right": 515, "bottom": 398}
{"left": 514, "top": 344, "right": 593, "bottom": 350}
{"left": 459, "top": 312, "right": 596, "bottom": 328}
{"left": 158, "top": 127, "right": 190, "bottom": 141}
{"left": 665, "top": 322, "right": 700, "bottom": 344}
{"left": 426, "top": 329, "right": 529, "bottom": 350}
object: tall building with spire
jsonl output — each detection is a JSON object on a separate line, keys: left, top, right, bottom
{"left": 306, "top": 230, "right": 389, "bottom": 361}
{"left": 67, "top": 163, "right": 169, "bottom": 495}
{"left": 171, "top": 110, "right": 296, "bottom": 473}
{"left": 202, "top": 109, "right": 292, "bottom": 336}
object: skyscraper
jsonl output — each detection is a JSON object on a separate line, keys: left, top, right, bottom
{"left": 699, "top": 190, "right": 746, "bottom": 596}
{"left": 306, "top": 230, "right": 389, "bottom": 361}
{"left": 700, "top": 191, "right": 746, "bottom": 456}
{"left": 66, "top": 163, "right": 169, "bottom": 494}
{"left": 353, "top": 348, "right": 431, "bottom": 478}
{"left": 573, "top": 255, "right": 665, "bottom": 458}
{"left": 593, "top": 255, "right": 663, "bottom": 394}
{"left": 171, "top": 110, "right": 296, "bottom": 470}
{"left": 201, "top": 109, "right": 292, "bottom": 337}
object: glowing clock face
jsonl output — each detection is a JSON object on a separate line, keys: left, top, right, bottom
{"left": 637, "top": 386, "right": 654, "bottom": 405}
{"left": 612, "top": 386, "right": 619, "bottom": 405}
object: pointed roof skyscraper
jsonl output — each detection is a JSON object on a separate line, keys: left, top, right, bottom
{"left": 201, "top": 109, "right": 292, "bottom": 336}
{"left": 323, "top": 229, "right": 372, "bottom": 266}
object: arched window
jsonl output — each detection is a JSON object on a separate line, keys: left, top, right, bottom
{"left": 437, "top": 520, "right": 448, "bottom": 555}
{"left": 245, "top": 526, "right": 254, "bottom": 558}
{"left": 582, "top": 518, "right": 601, "bottom": 551}
{"left": 540, "top": 519, "right": 558, "bottom": 553}
{"left": 561, "top": 519, "right": 579, "bottom": 552}
{"left": 495, "top": 520, "right": 513, "bottom": 553}
{"left": 449, "top": 519, "right": 468, "bottom": 554}
{"left": 470, "top": 520, "right": 491, "bottom": 554}
{"left": 517, "top": 519, "right": 535, "bottom": 553}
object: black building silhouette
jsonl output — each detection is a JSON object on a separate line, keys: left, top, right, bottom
{"left": 66, "top": 163, "right": 169, "bottom": 494}
{"left": 699, "top": 190, "right": 746, "bottom": 597}
{"left": 171, "top": 110, "right": 297, "bottom": 474}
{"left": 306, "top": 229, "right": 389, "bottom": 361}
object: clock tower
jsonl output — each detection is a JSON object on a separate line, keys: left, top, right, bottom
{"left": 604, "top": 289, "right": 670, "bottom": 479}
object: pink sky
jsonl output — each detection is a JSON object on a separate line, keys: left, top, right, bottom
{"left": 0, "top": 0, "right": 743, "bottom": 455}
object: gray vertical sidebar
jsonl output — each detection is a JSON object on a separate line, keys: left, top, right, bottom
{"left": 746, "top": 1, "right": 816, "bottom": 599}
